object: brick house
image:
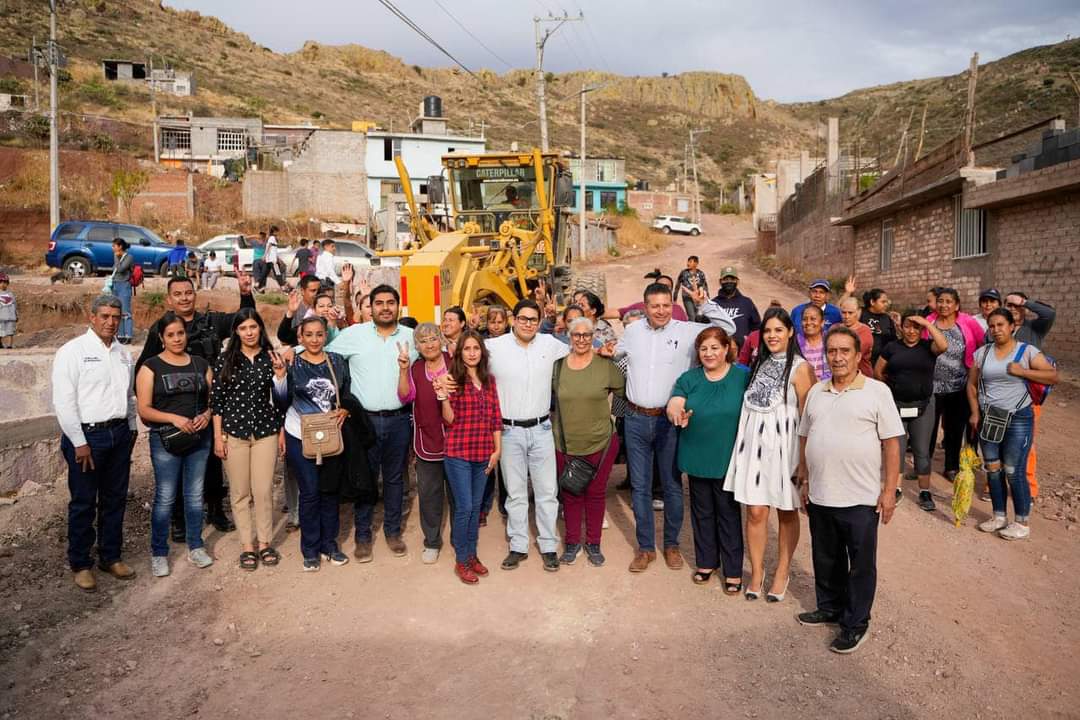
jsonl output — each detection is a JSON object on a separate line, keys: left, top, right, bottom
{"left": 834, "top": 121, "right": 1079, "bottom": 364}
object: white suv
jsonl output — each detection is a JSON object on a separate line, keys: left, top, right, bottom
{"left": 652, "top": 215, "right": 702, "bottom": 236}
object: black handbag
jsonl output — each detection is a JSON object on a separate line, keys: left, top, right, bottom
{"left": 553, "top": 358, "right": 605, "bottom": 496}
{"left": 976, "top": 346, "right": 1026, "bottom": 445}
{"left": 158, "top": 369, "right": 207, "bottom": 456}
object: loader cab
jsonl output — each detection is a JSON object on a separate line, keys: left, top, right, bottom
{"left": 443, "top": 153, "right": 565, "bottom": 236}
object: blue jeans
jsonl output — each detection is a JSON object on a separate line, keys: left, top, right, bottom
{"left": 286, "top": 433, "right": 341, "bottom": 560}
{"left": 355, "top": 413, "right": 411, "bottom": 542}
{"left": 113, "top": 279, "right": 133, "bottom": 340}
{"left": 625, "top": 412, "right": 683, "bottom": 551}
{"left": 500, "top": 422, "right": 559, "bottom": 554}
{"left": 148, "top": 430, "right": 210, "bottom": 556}
{"left": 445, "top": 457, "right": 488, "bottom": 563}
{"left": 60, "top": 423, "right": 134, "bottom": 570}
{"left": 980, "top": 405, "right": 1034, "bottom": 519}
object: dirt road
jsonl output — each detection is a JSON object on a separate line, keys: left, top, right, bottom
{"left": 1, "top": 215, "right": 1078, "bottom": 720}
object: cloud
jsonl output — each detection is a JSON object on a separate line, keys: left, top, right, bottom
{"left": 165, "top": 0, "right": 1079, "bottom": 101}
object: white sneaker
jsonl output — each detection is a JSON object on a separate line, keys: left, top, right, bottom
{"left": 652, "top": 499, "right": 664, "bottom": 511}
{"left": 188, "top": 548, "right": 214, "bottom": 568}
{"left": 151, "top": 556, "right": 170, "bottom": 577}
{"left": 422, "top": 547, "right": 439, "bottom": 564}
{"left": 978, "top": 516, "right": 1008, "bottom": 533}
{"left": 602, "top": 513, "right": 609, "bottom": 529}
{"left": 999, "top": 522, "right": 1030, "bottom": 541}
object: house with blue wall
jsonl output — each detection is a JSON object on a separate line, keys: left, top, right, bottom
{"left": 568, "top": 156, "right": 627, "bottom": 212}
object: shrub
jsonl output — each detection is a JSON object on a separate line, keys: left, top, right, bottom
{"left": 140, "top": 291, "right": 165, "bottom": 310}
{"left": 718, "top": 203, "right": 738, "bottom": 214}
{"left": 110, "top": 168, "right": 149, "bottom": 222}
{"left": 0, "top": 78, "right": 25, "bottom": 94}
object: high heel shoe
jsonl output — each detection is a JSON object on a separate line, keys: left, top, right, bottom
{"left": 766, "top": 577, "right": 790, "bottom": 603}
{"left": 744, "top": 582, "right": 763, "bottom": 601}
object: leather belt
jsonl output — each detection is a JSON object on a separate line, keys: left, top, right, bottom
{"left": 367, "top": 406, "right": 411, "bottom": 417}
{"left": 81, "top": 418, "right": 128, "bottom": 430}
{"left": 502, "top": 415, "right": 550, "bottom": 428}
{"left": 627, "top": 402, "right": 665, "bottom": 417}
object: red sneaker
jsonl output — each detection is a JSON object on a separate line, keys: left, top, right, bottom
{"left": 469, "top": 556, "right": 489, "bottom": 576}
{"left": 455, "top": 562, "right": 479, "bottom": 585}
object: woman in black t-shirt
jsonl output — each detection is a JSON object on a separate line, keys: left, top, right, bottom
{"left": 135, "top": 311, "right": 215, "bottom": 578}
{"left": 860, "top": 288, "right": 898, "bottom": 366}
{"left": 875, "top": 311, "right": 947, "bottom": 511}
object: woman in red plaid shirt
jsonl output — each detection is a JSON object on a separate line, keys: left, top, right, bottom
{"left": 440, "top": 329, "right": 503, "bottom": 584}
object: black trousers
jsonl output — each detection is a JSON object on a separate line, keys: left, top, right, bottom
{"left": 688, "top": 475, "right": 743, "bottom": 576}
{"left": 416, "top": 458, "right": 447, "bottom": 549}
{"left": 807, "top": 503, "right": 879, "bottom": 634}
{"left": 934, "top": 389, "right": 970, "bottom": 473}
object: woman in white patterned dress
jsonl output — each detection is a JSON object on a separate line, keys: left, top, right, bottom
{"left": 724, "top": 307, "right": 816, "bottom": 602}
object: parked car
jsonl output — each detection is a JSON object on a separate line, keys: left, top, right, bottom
{"left": 280, "top": 239, "right": 400, "bottom": 277}
{"left": 45, "top": 221, "right": 175, "bottom": 277}
{"left": 652, "top": 215, "right": 702, "bottom": 236}
{"left": 194, "top": 234, "right": 292, "bottom": 276}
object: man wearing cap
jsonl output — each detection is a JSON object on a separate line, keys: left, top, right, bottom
{"left": 710, "top": 266, "right": 760, "bottom": 347}
{"left": 792, "top": 279, "right": 842, "bottom": 334}
{"left": 975, "top": 289, "right": 1001, "bottom": 332}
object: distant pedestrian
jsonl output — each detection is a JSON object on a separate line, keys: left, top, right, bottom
{"left": 676, "top": 256, "right": 709, "bottom": 321}
{"left": 52, "top": 295, "right": 138, "bottom": 592}
{"left": 109, "top": 239, "right": 135, "bottom": 344}
{"left": 263, "top": 225, "right": 285, "bottom": 290}
{"left": 135, "top": 311, "right": 214, "bottom": 577}
{"left": 167, "top": 238, "right": 188, "bottom": 277}
{"left": 202, "top": 251, "right": 224, "bottom": 290}
{"left": 724, "top": 307, "right": 815, "bottom": 601}
{"left": 315, "top": 239, "right": 340, "bottom": 289}
{"left": 797, "top": 325, "right": 904, "bottom": 655}
{"left": 875, "top": 312, "right": 947, "bottom": 511}
{"left": 0, "top": 272, "right": 17, "bottom": 348}
{"left": 251, "top": 231, "right": 268, "bottom": 290}
{"left": 294, "top": 238, "right": 314, "bottom": 277}
{"left": 710, "top": 266, "right": 760, "bottom": 347}
{"left": 925, "top": 288, "right": 985, "bottom": 481}
{"left": 791, "top": 279, "right": 841, "bottom": 334}
{"left": 859, "top": 288, "right": 897, "bottom": 367}
{"left": 667, "top": 326, "right": 748, "bottom": 593}
{"left": 967, "top": 308, "right": 1058, "bottom": 541}
{"left": 441, "top": 330, "right": 503, "bottom": 584}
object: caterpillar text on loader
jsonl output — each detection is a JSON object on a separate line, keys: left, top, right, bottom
{"left": 380, "top": 148, "right": 606, "bottom": 323}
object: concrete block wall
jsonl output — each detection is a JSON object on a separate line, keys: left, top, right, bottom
{"left": 128, "top": 172, "right": 193, "bottom": 223}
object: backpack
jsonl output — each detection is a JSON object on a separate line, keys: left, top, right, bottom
{"left": 1014, "top": 343, "right": 1055, "bottom": 406}
{"left": 131, "top": 264, "right": 144, "bottom": 288}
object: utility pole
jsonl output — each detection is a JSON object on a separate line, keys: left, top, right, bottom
{"left": 1068, "top": 72, "right": 1080, "bottom": 128}
{"left": 688, "top": 128, "right": 708, "bottom": 223}
{"left": 48, "top": 0, "right": 60, "bottom": 231}
{"left": 578, "top": 82, "right": 604, "bottom": 261}
{"left": 533, "top": 11, "right": 582, "bottom": 151}
{"left": 149, "top": 58, "right": 159, "bottom": 163}
{"left": 961, "top": 52, "right": 979, "bottom": 167}
{"left": 31, "top": 36, "right": 39, "bottom": 111}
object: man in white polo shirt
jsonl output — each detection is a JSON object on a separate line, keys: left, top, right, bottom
{"left": 796, "top": 325, "right": 903, "bottom": 655}
{"left": 52, "top": 295, "right": 138, "bottom": 592}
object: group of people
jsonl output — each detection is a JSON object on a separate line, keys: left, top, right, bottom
{"left": 50, "top": 246, "right": 1059, "bottom": 655}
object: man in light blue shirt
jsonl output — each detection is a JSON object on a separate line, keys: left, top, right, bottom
{"left": 327, "top": 284, "right": 416, "bottom": 562}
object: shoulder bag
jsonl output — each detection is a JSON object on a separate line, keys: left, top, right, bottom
{"left": 159, "top": 359, "right": 207, "bottom": 455}
{"left": 300, "top": 353, "right": 344, "bottom": 465}
{"left": 977, "top": 345, "right": 1027, "bottom": 445}
{"left": 553, "top": 358, "right": 605, "bottom": 496}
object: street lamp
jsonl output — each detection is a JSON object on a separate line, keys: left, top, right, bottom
{"left": 578, "top": 82, "right": 607, "bottom": 261}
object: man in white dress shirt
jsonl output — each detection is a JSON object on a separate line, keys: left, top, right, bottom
{"left": 315, "top": 238, "right": 340, "bottom": 289}
{"left": 52, "top": 295, "right": 138, "bottom": 592}
{"left": 611, "top": 282, "right": 736, "bottom": 573}
{"left": 486, "top": 298, "right": 570, "bottom": 572}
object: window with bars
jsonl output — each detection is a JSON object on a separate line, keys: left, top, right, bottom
{"left": 597, "top": 160, "right": 616, "bottom": 182}
{"left": 953, "top": 195, "right": 987, "bottom": 259}
{"left": 880, "top": 217, "right": 895, "bottom": 271}
{"left": 161, "top": 128, "right": 190, "bottom": 150}
{"left": 217, "top": 129, "right": 245, "bottom": 152}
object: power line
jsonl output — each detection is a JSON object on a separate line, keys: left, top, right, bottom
{"left": 376, "top": 0, "right": 479, "bottom": 81}
{"left": 431, "top": 0, "right": 514, "bottom": 70}
{"left": 581, "top": 16, "right": 614, "bottom": 75}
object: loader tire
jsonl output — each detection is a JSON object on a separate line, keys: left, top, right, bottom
{"left": 567, "top": 270, "right": 607, "bottom": 307}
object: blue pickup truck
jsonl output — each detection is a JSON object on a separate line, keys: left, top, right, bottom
{"left": 45, "top": 221, "right": 175, "bottom": 277}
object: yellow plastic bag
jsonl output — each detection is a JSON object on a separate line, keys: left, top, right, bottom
{"left": 952, "top": 444, "right": 981, "bottom": 527}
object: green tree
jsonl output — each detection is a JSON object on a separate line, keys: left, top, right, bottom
{"left": 110, "top": 168, "right": 149, "bottom": 222}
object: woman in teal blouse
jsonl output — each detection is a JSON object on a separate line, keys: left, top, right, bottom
{"left": 667, "top": 326, "right": 749, "bottom": 593}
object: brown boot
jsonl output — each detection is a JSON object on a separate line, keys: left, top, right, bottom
{"left": 99, "top": 561, "right": 136, "bottom": 580}
{"left": 353, "top": 541, "right": 374, "bottom": 563}
{"left": 386, "top": 535, "right": 407, "bottom": 557}
{"left": 73, "top": 569, "right": 97, "bottom": 592}
{"left": 628, "top": 550, "right": 656, "bottom": 573}
{"left": 663, "top": 546, "right": 684, "bottom": 570}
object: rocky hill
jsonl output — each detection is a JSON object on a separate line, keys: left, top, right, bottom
{"left": 2, "top": 0, "right": 1079, "bottom": 193}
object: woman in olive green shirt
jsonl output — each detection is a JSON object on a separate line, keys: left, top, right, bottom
{"left": 553, "top": 317, "right": 626, "bottom": 567}
{"left": 667, "top": 326, "right": 749, "bottom": 593}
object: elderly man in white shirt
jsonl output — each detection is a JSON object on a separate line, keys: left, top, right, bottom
{"left": 609, "top": 281, "right": 736, "bottom": 574}
{"left": 315, "top": 238, "right": 340, "bottom": 289}
{"left": 485, "top": 298, "right": 570, "bottom": 572}
{"left": 51, "top": 295, "right": 138, "bottom": 592}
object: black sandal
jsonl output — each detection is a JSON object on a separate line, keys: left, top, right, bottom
{"left": 723, "top": 579, "right": 743, "bottom": 596}
{"left": 692, "top": 570, "right": 714, "bottom": 585}
{"left": 258, "top": 547, "right": 280, "bottom": 566}
{"left": 239, "top": 551, "right": 258, "bottom": 571}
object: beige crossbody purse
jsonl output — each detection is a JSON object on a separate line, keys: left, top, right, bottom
{"left": 300, "top": 353, "right": 344, "bottom": 465}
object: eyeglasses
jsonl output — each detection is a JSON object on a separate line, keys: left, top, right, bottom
{"left": 570, "top": 332, "right": 594, "bottom": 340}
{"left": 515, "top": 316, "right": 540, "bottom": 325}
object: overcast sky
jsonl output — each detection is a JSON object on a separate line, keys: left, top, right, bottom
{"left": 167, "top": 1, "right": 1079, "bottom": 101}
